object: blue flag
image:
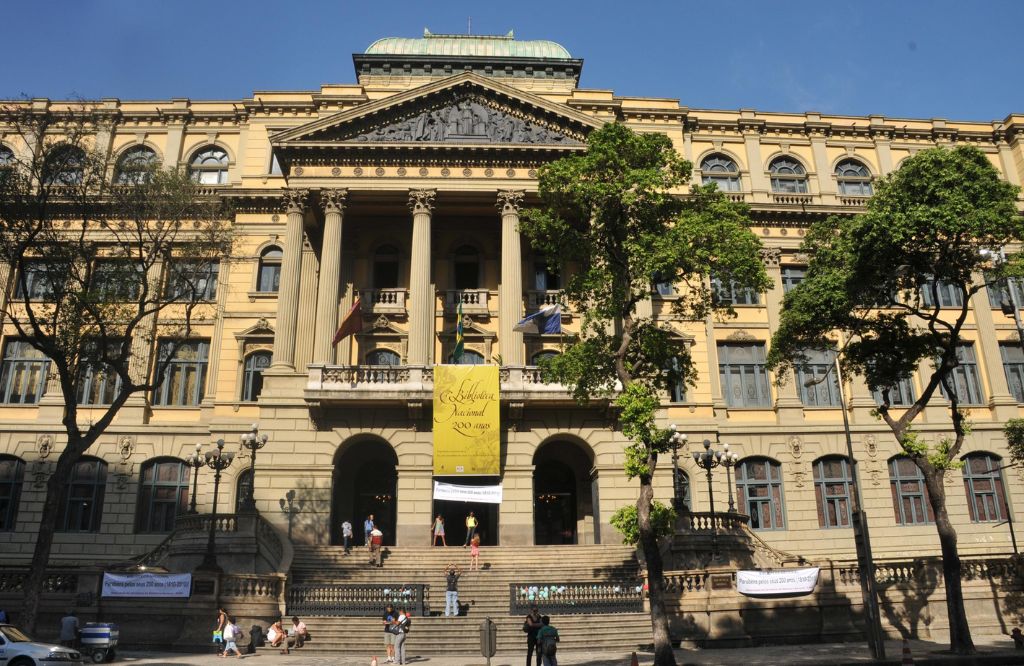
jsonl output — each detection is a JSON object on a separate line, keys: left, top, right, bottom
{"left": 513, "top": 304, "right": 562, "bottom": 334}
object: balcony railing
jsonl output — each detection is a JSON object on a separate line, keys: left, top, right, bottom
{"left": 445, "top": 288, "right": 490, "bottom": 314}
{"left": 839, "top": 195, "right": 872, "bottom": 207}
{"left": 527, "top": 289, "right": 562, "bottom": 310}
{"left": 360, "top": 288, "right": 407, "bottom": 314}
{"left": 771, "top": 193, "right": 814, "bottom": 205}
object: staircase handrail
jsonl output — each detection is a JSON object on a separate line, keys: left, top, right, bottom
{"left": 255, "top": 514, "right": 293, "bottom": 574}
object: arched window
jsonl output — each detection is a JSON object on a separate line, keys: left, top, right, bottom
{"left": 366, "top": 349, "right": 401, "bottom": 366}
{"left": 453, "top": 245, "right": 481, "bottom": 290}
{"left": 673, "top": 468, "right": 691, "bottom": 511}
{"left": 115, "top": 146, "right": 159, "bottom": 184}
{"left": 43, "top": 144, "right": 85, "bottom": 186}
{"left": 532, "top": 350, "right": 559, "bottom": 366}
{"left": 188, "top": 146, "right": 229, "bottom": 185}
{"left": 135, "top": 458, "right": 188, "bottom": 533}
{"left": 700, "top": 154, "right": 741, "bottom": 192}
{"left": 235, "top": 468, "right": 253, "bottom": 513}
{"left": 0, "top": 144, "right": 13, "bottom": 168}
{"left": 57, "top": 457, "right": 106, "bottom": 532}
{"left": 451, "top": 349, "right": 485, "bottom": 365}
{"left": 257, "top": 246, "right": 282, "bottom": 293}
{"left": 888, "top": 456, "right": 934, "bottom": 525}
{"left": 961, "top": 452, "right": 1008, "bottom": 523}
{"left": 242, "top": 351, "right": 272, "bottom": 401}
{"left": 813, "top": 456, "right": 853, "bottom": 528}
{"left": 0, "top": 455, "right": 25, "bottom": 531}
{"left": 373, "top": 245, "right": 401, "bottom": 289}
{"left": 769, "top": 157, "right": 809, "bottom": 194}
{"left": 835, "top": 159, "right": 873, "bottom": 196}
{"left": 736, "top": 457, "right": 785, "bottom": 530}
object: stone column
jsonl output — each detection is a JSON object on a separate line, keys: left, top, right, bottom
{"left": 498, "top": 190, "right": 525, "bottom": 366}
{"left": 970, "top": 276, "right": 1017, "bottom": 419}
{"left": 314, "top": 189, "right": 347, "bottom": 365}
{"left": 407, "top": 189, "right": 436, "bottom": 366}
{"left": 762, "top": 247, "right": 803, "bottom": 423}
{"left": 271, "top": 189, "right": 308, "bottom": 369}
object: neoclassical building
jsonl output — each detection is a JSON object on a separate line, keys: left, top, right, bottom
{"left": 1, "top": 30, "right": 1023, "bottom": 567}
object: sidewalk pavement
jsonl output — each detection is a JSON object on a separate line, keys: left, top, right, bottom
{"left": 114, "top": 636, "right": 1024, "bottom": 666}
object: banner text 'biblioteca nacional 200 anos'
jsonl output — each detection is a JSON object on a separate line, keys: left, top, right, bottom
{"left": 432, "top": 365, "right": 500, "bottom": 475}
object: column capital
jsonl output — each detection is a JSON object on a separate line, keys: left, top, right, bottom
{"left": 408, "top": 189, "right": 436, "bottom": 214}
{"left": 281, "top": 188, "right": 310, "bottom": 215}
{"left": 760, "top": 246, "right": 782, "bottom": 268}
{"left": 496, "top": 189, "right": 526, "bottom": 215}
{"left": 320, "top": 188, "right": 348, "bottom": 215}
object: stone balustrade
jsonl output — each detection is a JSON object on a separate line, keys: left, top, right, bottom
{"left": 360, "top": 288, "right": 407, "bottom": 314}
{"left": 771, "top": 193, "right": 815, "bottom": 205}
{"left": 527, "top": 289, "right": 562, "bottom": 309}
{"left": 445, "top": 288, "right": 491, "bottom": 313}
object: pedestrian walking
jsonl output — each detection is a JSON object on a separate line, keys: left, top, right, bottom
{"left": 213, "top": 607, "right": 227, "bottom": 655}
{"left": 523, "top": 604, "right": 543, "bottom": 666}
{"left": 444, "top": 563, "right": 462, "bottom": 617}
{"left": 469, "top": 534, "right": 481, "bottom": 571}
{"left": 369, "top": 527, "right": 384, "bottom": 567}
{"left": 431, "top": 514, "right": 447, "bottom": 546}
{"left": 364, "top": 514, "right": 375, "bottom": 547}
{"left": 59, "top": 609, "right": 79, "bottom": 648}
{"left": 394, "top": 606, "right": 411, "bottom": 664}
{"left": 220, "top": 616, "right": 243, "bottom": 658}
{"left": 382, "top": 603, "right": 397, "bottom": 663}
{"left": 536, "top": 616, "right": 559, "bottom": 666}
{"left": 342, "top": 519, "right": 353, "bottom": 554}
{"left": 464, "top": 511, "right": 478, "bottom": 546}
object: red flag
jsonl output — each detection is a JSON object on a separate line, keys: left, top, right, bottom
{"left": 332, "top": 297, "right": 363, "bottom": 346}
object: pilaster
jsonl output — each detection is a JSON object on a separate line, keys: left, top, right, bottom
{"left": 970, "top": 278, "right": 1018, "bottom": 420}
{"left": 313, "top": 189, "right": 347, "bottom": 364}
{"left": 270, "top": 189, "right": 308, "bottom": 369}
{"left": 407, "top": 189, "right": 435, "bottom": 366}
{"left": 200, "top": 260, "right": 231, "bottom": 420}
{"left": 497, "top": 190, "right": 525, "bottom": 366}
{"left": 761, "top": 247, "right": 803, "bottom": 423}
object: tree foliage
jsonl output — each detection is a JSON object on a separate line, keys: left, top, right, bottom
{"left": 611, "top": 501, "right": 677, "bottom": 546}
{"left": 767, "top": 145, "right": 1022, "bottom": 655}
{"left": 1004, "top": 419, "right": 1024, "bottom": 466}
{"left": 0, "top": 102, "right": 233, "bottom": 631}
{"left": 520, "top": 122, "right": 769, "bottom": 666}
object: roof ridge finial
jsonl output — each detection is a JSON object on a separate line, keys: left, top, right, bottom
{"left": 424, "top": 27, "right": 432, "bottom": 37}
{"left": 506, "top": 30, "right": 514, "bottom": 39}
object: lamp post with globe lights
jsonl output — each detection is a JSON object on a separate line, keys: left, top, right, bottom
{"left": 668, "top": 426, "right": 688, "bottom": 511}
{"left": 185, "top": 443, "right": 204, "bottom": 514}
{"left": 718, "top": 444, "right": 740, "bottom": 513}
{"left": 692, "top": 439, "right": 722, "bottom": 518}
{"left": 197, "top": 439, "right": 234, "bottom": 572}
{"left": 239, "top": 424, "right": 268, "bottom": 513}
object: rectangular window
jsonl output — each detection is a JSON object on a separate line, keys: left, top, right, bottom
{"left": 712, "top": 276, "right": 760, "bottom": 306}
{"left": 872, "top": 377, "right": 917, "bottom": 406}
{"left": 920, "top": 277, "right": 964, "bottom": 309}
{"left": 14, "top": 260, "right": 62, "bottom": 300}
{"left": 781, "top": 267, "right": 806, "bottom": 294}
{"left": 939, "top": 343, "right": 985, "bottom": 406}
{"left": 153, "top": 340, "right": 210, "bottom": 406}
{"left": 718, "top": 343, "right": 771, "bottom": 408}
{"left": 534, "top": 262, "right": 561, "bottom": 291}
{"left": 795, "top": 348, "right": 841, "bottom": 407}
{"left": 92, "top": 260, "right": 145, "bottom": 301}
{"left": 57, "top": 459, "right": 106, "bottom": 533}
{"left": 652, "top": 272, "right": 676, "bottom": 297}
{"left": 1001, "top": 343, "right": 1024, "bottom": 403}
{"left": 986, "top": 273, "right": 1024, "bottom": 309}
{"left": 166, "top": 260, "right": 219, "bottom": 301}
{"left": 77, "top": 340, "right": 123, "bottom": 406}
{"left": 889, "top": 458, "right": 934, "bottom": 525}
{"left": 0, "top": 340, "right": 50, "bottom": 404}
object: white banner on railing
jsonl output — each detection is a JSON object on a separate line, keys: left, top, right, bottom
{"left": 737, "top": 567, "right": 820, "bottom": 597}
{"left": 101, "top": 572, "right": 192, "bottom": 598}
{"left": 433, "top": 481, "right": 503, "bottom": 504}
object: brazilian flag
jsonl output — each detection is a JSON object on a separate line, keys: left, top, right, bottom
{"left": 453, "top": 300, "right": 464, "bottom": 363}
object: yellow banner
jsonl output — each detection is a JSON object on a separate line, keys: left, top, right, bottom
{"left": 433, "top": 365, "right": 500, "bottom": 475}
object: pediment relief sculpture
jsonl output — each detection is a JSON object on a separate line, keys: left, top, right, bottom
{"left": 343, "top": 93, "right": 584, "bottom": 146}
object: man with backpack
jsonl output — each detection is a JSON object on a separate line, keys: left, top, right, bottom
{"left": 523, "top": 604, "right": 543, "bottom": 666}
{"left": 535, "top": 616, "right": 559, "bottom": 666}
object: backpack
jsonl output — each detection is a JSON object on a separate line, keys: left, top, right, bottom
{"left": 402, "top": 616, "right": 411, "bottom": 633}
{"left": 542, "top": 636, "right": 557, "bottom": 656}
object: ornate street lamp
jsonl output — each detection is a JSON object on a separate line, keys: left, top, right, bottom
{"left": 692, "top": 439, "right": 721, "bottom": 518}
{"left": 719, "top": 443, "right": 739, "bottom": 513}
{"left": 239, "top": 423, "right": 268, "bottom": 513}
{"left": 279, "top": 489, "right": 305, "bottom": 541}
{"left": 185, "top": 443, "right": 203, "bottom": 514}
{"left": 668, "top": 425, "right": 688, "bottom": 511}
{"left": 197, "top": 439, "right": 235, "bottom": 572}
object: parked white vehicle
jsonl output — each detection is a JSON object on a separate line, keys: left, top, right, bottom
{"left": 0, "top": 624, "right": 85, "bottom": 665}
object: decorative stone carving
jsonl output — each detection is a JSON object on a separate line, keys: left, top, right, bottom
{"left": 870, "top": 468, "right": 881, "bottom": 486}
{"left": 321, "top": 188, "right": 348, "bottom": 214}
{"left": 118, "top": 436, "right": 135, "bottom": 462}
{"left": 725, "top": 330, "right": 756, "bottom": 341}
{"left": 37, "top": 434, "right": 53, "bottom": 459}
{"left": 350, "top": 93, "right": 581, "bottom": 145}
{"left": 792, "top": 470, "right": 806, "bottom": 488}
{"left": 760, "top": 247, "right": 782, "bottom": 267}
{"left": 408, "top": 189, "right": 436, "bottom": 214}
{"left": 281, "top": 188, "right": 310, "bottom": 215}
{"left": 865, "top": 434, "right": 877, "bottom": 458}
{"left": 496, "top": 190, "right": 525, "bottom": 214}
{"left": 788, "top": 436, "right": 802, "bottom": 459}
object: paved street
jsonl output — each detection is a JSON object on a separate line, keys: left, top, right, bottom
{"left": 113, "top": 636, "right": 1024, "bottom": 665}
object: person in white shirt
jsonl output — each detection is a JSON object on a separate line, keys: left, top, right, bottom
{"left": 220, "top": 616, "right": 242, "bottom": 658}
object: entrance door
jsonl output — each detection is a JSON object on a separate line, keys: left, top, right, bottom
{"left": 332, "top": 438, "right": 398, "bottom": 546}
{"left": 533, "top": 460, "right": 577, "bottom": 544}
{"left": 432, "top": 476, "right": 500, "bottom": 546}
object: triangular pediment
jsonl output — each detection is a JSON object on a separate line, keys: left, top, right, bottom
{"left": 272, "top": 73, "right": 600, "bottom": 149}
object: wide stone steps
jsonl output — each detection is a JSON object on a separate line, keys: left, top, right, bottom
{"left": 257, "top": 614, "right": 653, "bottom": 656}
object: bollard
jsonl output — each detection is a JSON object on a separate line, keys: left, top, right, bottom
{"left": 480, "top": 617, "right": 497, "bottom": 666}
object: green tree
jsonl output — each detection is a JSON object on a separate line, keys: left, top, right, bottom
{"left": 520, "top": 123, "right": 770, "bottom": 666}
{"left": 767, "top": 145, "right": 1022, "bottom": 655}
{"left": 0, "top": 104, "right": 233, "bottom": 632}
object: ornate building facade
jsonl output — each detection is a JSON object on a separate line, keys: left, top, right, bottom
{"left": 1, "top": 30, "right": 1023, "bottom": 567}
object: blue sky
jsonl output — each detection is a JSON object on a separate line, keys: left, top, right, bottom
{"left": 2, "top": 0, "right": 1021, "bottom": 121}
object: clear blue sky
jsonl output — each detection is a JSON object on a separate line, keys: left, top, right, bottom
{"left": 2, "top": 0, "right": 1021, "bottom": 121}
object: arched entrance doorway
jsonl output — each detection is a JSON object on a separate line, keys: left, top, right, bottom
{"left": 331, "top": 437, "right": 398, "bottom": 546}
{"left": 533, "top": 439, "right": 599, "bottom": 545}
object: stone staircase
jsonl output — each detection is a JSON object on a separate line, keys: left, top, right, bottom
{"left": 265, "top": 544, "right": 652, "bottom": 656}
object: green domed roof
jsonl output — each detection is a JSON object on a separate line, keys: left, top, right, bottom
{"left": 366, "top": 30, "right": 571, "bottom": 60}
